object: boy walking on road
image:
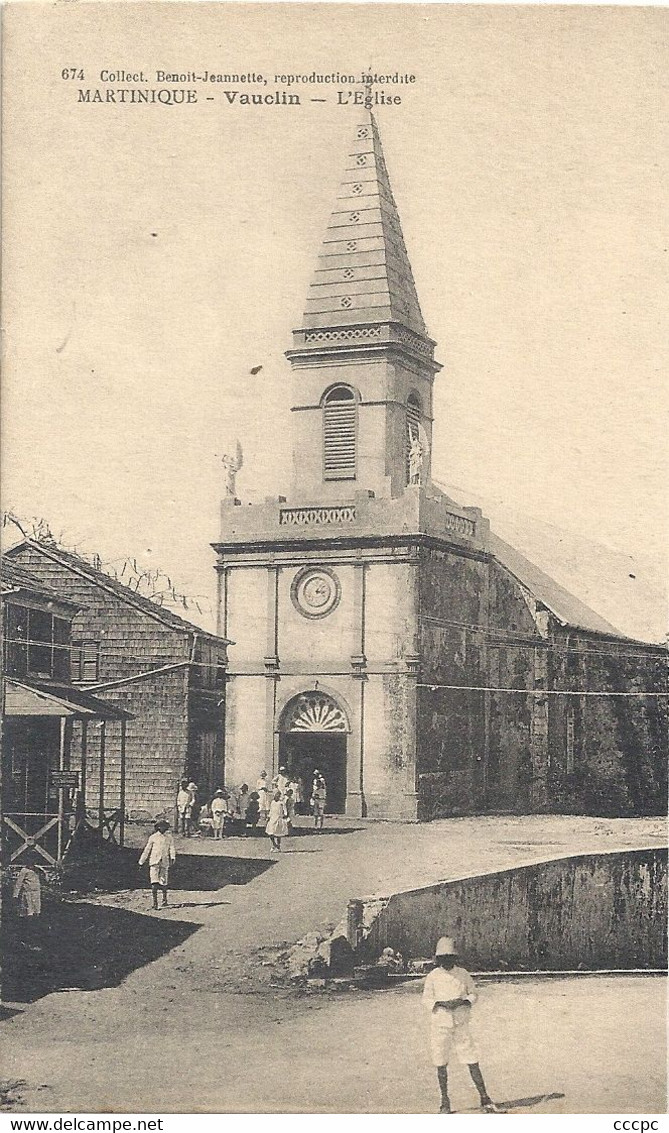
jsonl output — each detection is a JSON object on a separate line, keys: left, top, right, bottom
{"left": 139, "top": 820, "right": 176, "bottom": 909}
{"left": 422, "top": 936, "right": 500, "bottom": 1114}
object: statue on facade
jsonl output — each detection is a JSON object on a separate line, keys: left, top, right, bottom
{"left": 408, "top": 432, "right": 424, "bottom": 486}
{"left": 221, "top": 441, "right": 243, "bottom": 498}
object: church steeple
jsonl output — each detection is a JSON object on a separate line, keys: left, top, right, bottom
{"left": 302, "top": 112, "right": 427, "bottom": 338}
{"left": 286, "top": 113, "right": 441, "bottom": 502}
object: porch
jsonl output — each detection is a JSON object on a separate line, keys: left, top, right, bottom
{"left": 2, "top": 678, "right": 131, "bottom": 866}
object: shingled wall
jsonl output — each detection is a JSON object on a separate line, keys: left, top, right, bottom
{"left": 8, "top": 544, "right": 201, "bottom": 816}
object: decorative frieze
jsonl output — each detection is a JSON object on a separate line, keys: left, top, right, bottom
{"left": 279, "top": 506, "right": 357, "bottom": 527}
{"left": 444, "top": 512, "right": 476, "bottom": 538}
{"left": 393, "top": 324, "right": 434, "bottom": 358}
{"left": 304, "top": 326, "right": 383, "bottom": 345}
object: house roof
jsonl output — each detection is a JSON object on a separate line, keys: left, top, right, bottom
{"left": 1, "top": 558, "right": 81, "bottom": 611}
{"left": 5, "top": 541, "right": 230, "bottom": 645}
{"left": 4, "top": 678, "right": 131, "bottom": 719}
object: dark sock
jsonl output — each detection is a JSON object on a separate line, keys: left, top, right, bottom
{"left": 437, "top": 1066, "right": 450, "bottom": 1110}
{"left": 162, "top": 887, "right": 168, "bottom": 906}
{"left": 468, "top": 1063, "right": 491, "bottom": 1105}
{"left": 151, "top": 884, "right": 159, "bottom": 908}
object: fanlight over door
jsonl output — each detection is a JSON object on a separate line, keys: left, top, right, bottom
{"left": 283, "top": 692, "right": 348, "bottom": 733}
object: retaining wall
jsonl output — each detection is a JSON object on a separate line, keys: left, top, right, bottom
{"left": 359, "top": 847, "right": 667, "bottom": 970}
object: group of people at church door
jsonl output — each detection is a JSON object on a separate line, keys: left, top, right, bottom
{"left": 256, "top": 766, "right": 327, "bottom": 851}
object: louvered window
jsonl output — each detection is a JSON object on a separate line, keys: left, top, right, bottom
{"left": 72, "top": 640, "right": 100, "bottom": 683}
{"left": 323, "top": 385, "right": 357, "bottom": 480}
{"left": 406, "top": 392, "right": 422, "bottom": 484}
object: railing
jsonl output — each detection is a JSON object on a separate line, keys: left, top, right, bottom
{"left": 2, "top": 812, "right": 61, "bottom": 866}
{"left": 279, "top": 506, "right": 357, "bottom": 526}
{"left": 2, "top": 805, "right": 124, "bottom": 866}
{"left": 443, "top": 511, "right": 476, "bottom": 538}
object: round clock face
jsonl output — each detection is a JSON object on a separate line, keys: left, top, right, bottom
{"left": 292, "top": 567, "right": 341, "bottom": 619}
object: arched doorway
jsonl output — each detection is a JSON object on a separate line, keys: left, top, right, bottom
{"left": 278, "top": 691, "right": 349, "bottom": 814}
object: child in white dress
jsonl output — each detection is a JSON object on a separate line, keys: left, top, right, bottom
{"left": 265, "top": 791, "right": 288, "bottom": 852}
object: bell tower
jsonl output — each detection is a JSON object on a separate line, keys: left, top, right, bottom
{"left": 215, "top": 109, "right": 485, "bottom": 823}
{"left": 286, "top": 112, "right": 441, "bottom": 501}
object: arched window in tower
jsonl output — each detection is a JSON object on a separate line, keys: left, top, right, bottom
{"left": 406, "top": 392, "right": 422, "bottom": 484}
{"left": 322, "top": 385, "right": 357, "bottom": 480}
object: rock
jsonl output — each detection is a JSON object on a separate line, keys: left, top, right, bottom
{"left": 315, "top": 933, "right": 354, "bottom": 975}
{"left": 299, "top": 931, "right": 323, "bottom": 948}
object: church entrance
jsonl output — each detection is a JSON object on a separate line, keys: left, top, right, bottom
{"left": 278, "top": 691, "right": 349, "bottom": 814}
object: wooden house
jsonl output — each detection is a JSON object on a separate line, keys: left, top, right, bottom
{"left": 5, "top": 542, "right": 230, "bottom": 819}
{"left": 2, "top": 559, "right": 129, "bottom": 864}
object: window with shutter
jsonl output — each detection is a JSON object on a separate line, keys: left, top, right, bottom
{"left": 323, "top": 385, "right": 357, "bottom": 480}
{"left": 72, "top": 640, "right": 100, "bottom": 683}
{"left": 406, "top": 392, "right": 422, "bottom": 484}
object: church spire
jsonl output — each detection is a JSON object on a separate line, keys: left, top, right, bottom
{"left": 286, "top": 112, "right": 440, "bottom": 503}
{"left": 302, "top": 112, "right": 427, "bottom": 338}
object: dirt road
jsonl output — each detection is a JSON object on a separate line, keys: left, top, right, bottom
{"left": 2, "top": 814, "right": 666, "bottom": 1113}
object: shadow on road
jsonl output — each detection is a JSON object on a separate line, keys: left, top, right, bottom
{"left": 66, "top": 843, "right": 277, "bottom": 893}
{"left": 2, "top": 898, "right": 199, "bottom": 1004}
{"left": 170, "top": 900, "right": 232, "bottom": 910}
{"left": 170, "top": 853, "right": 275, "bottom": 891}
{"left": 287, "top": 826, "right": 364, "bottom": 837}
{"left": 491, "top": 1092, "right": 566, "bottom": 1113}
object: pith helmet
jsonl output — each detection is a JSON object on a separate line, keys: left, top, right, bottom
{"left": 435, "top": 936, "right": 458, "bottom": 957}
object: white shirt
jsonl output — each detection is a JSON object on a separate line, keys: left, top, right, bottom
{"left": 422, "top": 966, "right": 477, "bottom": 1011}
{"left": 139, "top": 831, "right": 176, "bottom": 868}
{"left": 176, "top": 789, "right": 191, "bottom": 814}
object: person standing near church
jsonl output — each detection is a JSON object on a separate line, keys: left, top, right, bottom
{"left": 311, "top": 771, "right": 327, "bottom": 831}
{"left": 289, "top": 774, "right": 304, "bottom": 814}
{"left": 237, "top": 783, "right": 250, "bottom": 823}
{"left": 139, "top": 820, "right": 176, "bottom": 909}
{"left": 265, "top": 790, "right": 289, "bottom": 852}
{"left": 422, "top": 936, "right": 499, "bottom": 1114}
{"left": 284, "top": 788, "right": 296, "bottom": 833}
{"left": 257, "top": 771, "right": 270, "bottom": 821}
{"left": 176, "top": 779, "right": 191, "bottom": 836}
{"left": 210, "top": 789, "right": 227, "bottom": 840}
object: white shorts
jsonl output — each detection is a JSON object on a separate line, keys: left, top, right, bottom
{"left": 429, "top": 1007, "right": 479, "bottom": 1067}
{"left": 149, "top": 863, "right": 169, "bottom": 886}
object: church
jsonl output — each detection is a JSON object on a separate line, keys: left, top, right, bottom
{"left": 213, "top": 113, "right": 667, "bottom": 821}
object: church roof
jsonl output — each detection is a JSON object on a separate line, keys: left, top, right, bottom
{"left": 488, "top": 531, "right": 625, "bottom": 639}
{"left": 302, "top": 113, "right": 427, "bottom": 336}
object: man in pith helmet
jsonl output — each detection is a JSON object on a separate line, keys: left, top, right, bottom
{"left": 422, "top": 936, "right": 500, "bottom": 1114}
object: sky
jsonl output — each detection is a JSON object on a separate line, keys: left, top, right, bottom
{"left": 2, "top": 3, "right": 667, "bottom": 637}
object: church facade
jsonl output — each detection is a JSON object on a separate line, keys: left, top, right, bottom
{"left": 213, "top": 114, "right": 667, "bottom": 821}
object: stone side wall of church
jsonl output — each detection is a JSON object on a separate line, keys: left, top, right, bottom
{"left": 416, "top": 545, "right": 491, "bottom": 819}
{"left": 416, "top": 547, "right": 545, "bottom": 819}
{"left": 415, "top": 543, "right": 668, "bottom": 819}
{"left": 546, "top": 629, "right": 667, "bottom": 817}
